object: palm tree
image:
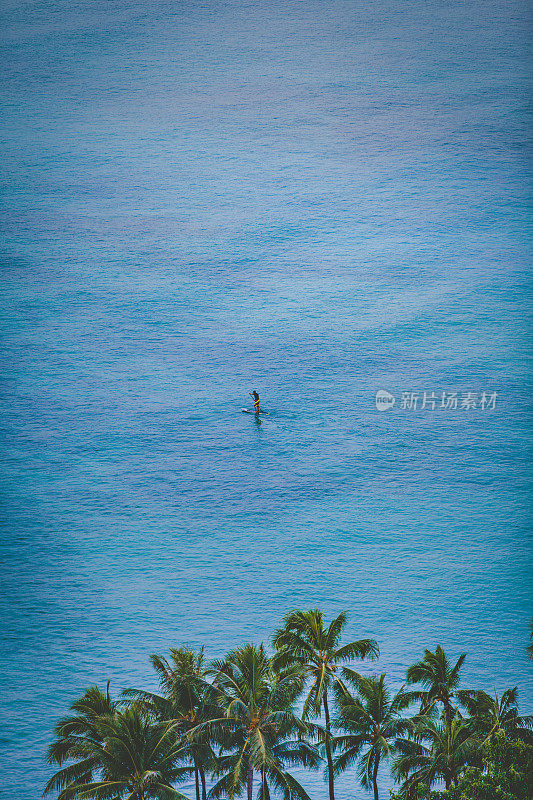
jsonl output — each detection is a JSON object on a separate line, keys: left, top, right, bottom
{"left": 527, "top": 620, "right": 533, "bottom": 660}
{"left": 457, "top": 687, "right": 533, "bottom": 745}
{"left": 393, "top": 716, "right": 479, "bottom": 798}
{"left": 272, "top": 609, "right": 379, "bottom": 800}
{"left": 405, "top": 646, "right": 466, "bottom": 726}
{"left": 44, "top": 683, "right": 115, "bottom": 797}
{"left": 330, "top": 674, "right": 410, "bottom": 800}
{"left": 189, "top": 643, "right": 319, "bottom": 800}
{"left": 47, "top": 704, "right": 190, "bottom": 800}
{"left": 124, "top": 646, "right": 218, "bottom": 800}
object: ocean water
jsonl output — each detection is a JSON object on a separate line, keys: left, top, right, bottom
{"left": 1, "top": 1, "right": 532, "bottom": 798}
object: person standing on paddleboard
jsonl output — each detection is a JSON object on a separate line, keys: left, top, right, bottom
{"left": 250, "top": 390, "right": 260, "bottom": 413}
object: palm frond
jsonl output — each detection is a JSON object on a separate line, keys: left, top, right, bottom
{"left": 267, "top": 765, "right": 313, "bottom": 800}
{"left": 43, "top": 759, "right": 98, "bottom": 795}
{"left": 333, "top": 639, "right": 379, "bottom": 663}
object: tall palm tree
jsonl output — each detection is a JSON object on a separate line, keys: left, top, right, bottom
{"left": 189, "top": 643, "right": 319, "bottom": 800}
{"left": 124, "top": 646, "right": 218, "bottom": 800}
{"left": 330, "top": 674, "right": 410, "bottom": 800}
{"left": 44, "top": 683, "right": 115, "bottom": 797}
{"left": 392, "top": 716, "right": 479, "bottom": 798}
{"left": 47, "top": 704, "right": 190, "bottom": 800}
{"left": 457, "top": 687, "right": 533, "bottom": 745}
{"left": 405, "top": 646, "right": 466, "bottom": 726}
{"left": 272, "top": 609, "right": 379, "bottom": 800}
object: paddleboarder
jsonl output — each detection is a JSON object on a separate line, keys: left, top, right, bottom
{"left": 250, "top": 390, "right": 260, "bottom": 413}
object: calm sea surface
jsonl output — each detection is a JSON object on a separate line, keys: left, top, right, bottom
{"left": 1, "top": 1, "right": 532, "bottom": 798}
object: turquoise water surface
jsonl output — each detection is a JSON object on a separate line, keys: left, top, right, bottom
{"left": 1, "top": 1, "right": 532, "bottom": 798}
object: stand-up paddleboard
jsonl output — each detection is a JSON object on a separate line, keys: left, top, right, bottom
{"left": 241, "top": 409, "right": 269, "bottom": 415}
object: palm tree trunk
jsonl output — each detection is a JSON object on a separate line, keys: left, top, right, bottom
{"left": 323, "top": 690, "right": 335, "bottom": 800}
{"left": 194, "top": 761, "right": 200, "bottom": 800}
{"left": 199, "top": 765, "right": 207, "bottom": 800}
{"left": 261, "top": 766, "right": 270, "bottom": 799}
{"left": 247, "top": 763, "right": 254, "bottom": 800}
{"left": 445, "top": 762, "right": 452, "bottom": 790}
{"left": 444, "top": 698, "right": 452, "bottom": 727}
{"left": 372, "top": 755, "right": 379, "bottom": 800}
